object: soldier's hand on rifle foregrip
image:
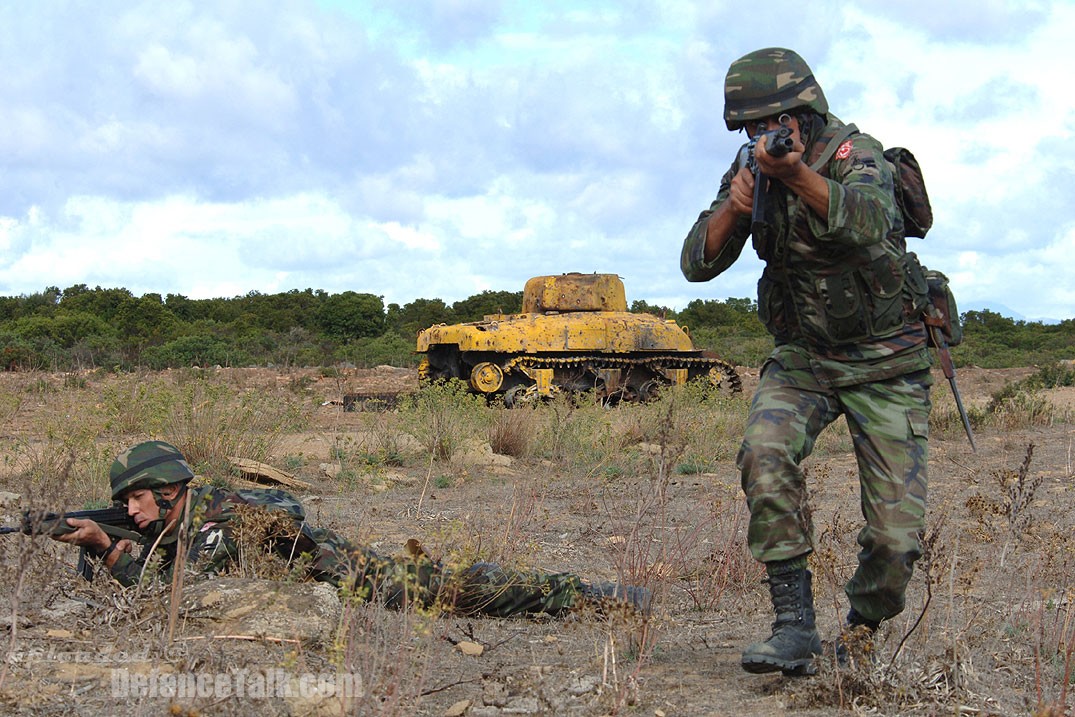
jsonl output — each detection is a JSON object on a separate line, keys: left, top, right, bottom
{"left": 754, "top": 133, "right": 805, "bottom": 180}
{"left": 53, "top": 518, "right": 133, "bottom": 568}
{"left": 53, "top": 517, "right": 112, "bottom": 551}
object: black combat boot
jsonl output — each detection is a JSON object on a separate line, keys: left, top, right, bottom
{"left": 741, "top": 561, "right": 822, "bottom": 676}
{"left": 846, "top": 607, "right": 881, "bottom": 632}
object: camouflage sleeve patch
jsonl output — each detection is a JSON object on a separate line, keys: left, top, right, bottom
{"left": 810, "top": 133, "right": 900, "bottom": 247}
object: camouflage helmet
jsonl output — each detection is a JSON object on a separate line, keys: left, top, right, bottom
{"left": 110, "top": 440, "right": 194, "bottom": 501}
{"left": 723, "top": 47, "right": 828, "bottom": 131}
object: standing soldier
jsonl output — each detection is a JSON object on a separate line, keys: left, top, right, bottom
{"left": 681, "top": 48, "right": 932, "bottom": 675}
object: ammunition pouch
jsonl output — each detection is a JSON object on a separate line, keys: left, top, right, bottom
{"left": 760, "top": 252, "right": 929, "bottom": 347}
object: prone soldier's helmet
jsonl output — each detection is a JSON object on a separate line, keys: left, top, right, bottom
{"left": 723, "top": 47, "right": 828, "bottom": 131}
{"left": 110, "top": 440, "right": 194, "bottom": 502}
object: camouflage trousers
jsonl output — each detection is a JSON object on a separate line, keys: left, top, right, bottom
{"left": 302, "top": 526, "right": 583, "bottom": 617}
{"left": 738, "top": 356, "right": 932, "bottom": 623}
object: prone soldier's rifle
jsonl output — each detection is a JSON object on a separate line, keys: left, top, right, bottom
{"left": 1, "top": 505, "right": 146, "bottom": 580}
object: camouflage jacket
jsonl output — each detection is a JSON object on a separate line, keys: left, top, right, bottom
{"left": 681, "top": 115, "right": 932, "bottom": 386}
{"left": 107, "top": 485, "right": 316, "bottom": 586}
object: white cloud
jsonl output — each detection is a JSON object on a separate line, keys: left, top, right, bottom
{"left": 381, "top": 222, "right": 439, "bottom": 251}
{"left": 134, "top": 45, "right": 202, "bottom": 99}
{"left": 0, "top": 0, "right": 1071, "bottom": 322}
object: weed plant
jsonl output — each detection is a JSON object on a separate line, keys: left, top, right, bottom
{"left": 97, "top": 372, "right": 179, "bottom": 437}
{"left": 396, "top": 379, "right": 490, "bottom": 463}
{"left": 2, "top": 434, "right": 116, "bottom": 506}
{"left": 419, "top": 479, "right": 546, "bottom": 571}
{"left": 983, "top": 364, "right": 1075, "bottom": 430}
{"left": 671, "top": 491, "right": 761, "bottom": 612}
{"left": 528, "top": 391, "right": 619, "bottom": 468}
{"left": 333, "top": 600, "right": 438, "bottom": 715}
{"left": 930, "top": 393, "right": 988, "bottom": 441}
{"left": 164, "top": 377, "right": 307, "bottom": 478}
{"left": 487, "top": 406, "right": 533, "bottom": 458}
{"left": 649, "top": 381, "right": 749, "bottom": 472}
{"left": 799, "top": 444, "right": 1075, "bottom": 715}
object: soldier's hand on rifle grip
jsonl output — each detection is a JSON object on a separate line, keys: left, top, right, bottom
{"left": 728, "top": 166, "right": 755, "bottom": 215}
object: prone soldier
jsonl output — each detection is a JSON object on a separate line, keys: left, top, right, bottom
{"left": 50, "top": 440, "right": 651, "bottom": 618}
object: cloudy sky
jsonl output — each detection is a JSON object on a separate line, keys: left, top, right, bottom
{"left": 1, "top": 0, "right": 1071, "bottom": 321}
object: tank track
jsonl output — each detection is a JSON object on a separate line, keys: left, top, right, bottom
{"left": 504, "top": 354, "right": 742, "bottom": 394}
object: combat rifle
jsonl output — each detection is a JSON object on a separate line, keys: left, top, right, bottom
{"left": 739, "top": 118, "right": 795, "bottom": 238}
{"left": 1, "top": 505, "right": 145, "bottom": 580}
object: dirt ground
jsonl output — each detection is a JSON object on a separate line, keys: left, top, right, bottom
{"left": 0, "top": 365, "right": 1073, "bottom": 716}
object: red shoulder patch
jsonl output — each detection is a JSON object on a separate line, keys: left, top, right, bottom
{"left": 835, "top": 139, "right": 853, "bottom": 160}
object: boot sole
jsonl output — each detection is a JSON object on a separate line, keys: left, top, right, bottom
{"left": 741, "top": 655, "right": 817, "bottom": 676}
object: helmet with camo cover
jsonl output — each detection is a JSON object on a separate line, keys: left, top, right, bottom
{"left": 110, "top": 440, "right": 194, "bottom": 501}
{"left": 723, "top": 47, "right": 828, "bottom": 131}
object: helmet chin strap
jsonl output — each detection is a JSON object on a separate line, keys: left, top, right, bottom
{"left": 143, "top": 483, "right": 189, "bottom": 541}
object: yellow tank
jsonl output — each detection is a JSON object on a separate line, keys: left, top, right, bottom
{"left": 416, "top": 273, "right": 740, "bottom": 405}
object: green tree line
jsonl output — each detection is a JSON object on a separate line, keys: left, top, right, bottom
{"left": 0, "top": 284, "right": 1070, "bottom": 371}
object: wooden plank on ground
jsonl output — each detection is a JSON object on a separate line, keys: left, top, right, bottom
{"left": 227, "top": 457, "right": 312, "bottom": 491}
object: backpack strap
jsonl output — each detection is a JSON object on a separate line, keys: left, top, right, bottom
{"left": 809, "top": 122, "right": 858, "bottom": 173}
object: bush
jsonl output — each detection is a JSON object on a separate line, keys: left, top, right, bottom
{"left": 1025, "top": 362, "right": 1075, "bottom": 389}
{"left": 142, "top": 335, "right": 250, "bottom": 369}
{"left": 340, "top": 333, "right": 418, "bottom": 368}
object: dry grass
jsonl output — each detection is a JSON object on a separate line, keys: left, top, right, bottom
{"left": 0, "top": 367, "right": 1073, "bottom": 715}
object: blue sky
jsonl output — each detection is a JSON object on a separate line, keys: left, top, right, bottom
{"left": 1, "top": 0, "right": 1071, "bottom": 321}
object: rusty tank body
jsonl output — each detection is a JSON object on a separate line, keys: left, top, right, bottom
{"left": 416, "top": 273, "right": 740, "bottom": 406}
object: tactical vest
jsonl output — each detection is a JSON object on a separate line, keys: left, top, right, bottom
{"left": 753, "top": 118, "right": 929, "bottom": 349}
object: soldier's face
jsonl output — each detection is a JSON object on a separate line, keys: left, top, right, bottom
{"left": 122, "top": 485, "right": 183, "bottom": 530}
{"left": 123, "top": 489, "right": 159, "bottom": 529}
